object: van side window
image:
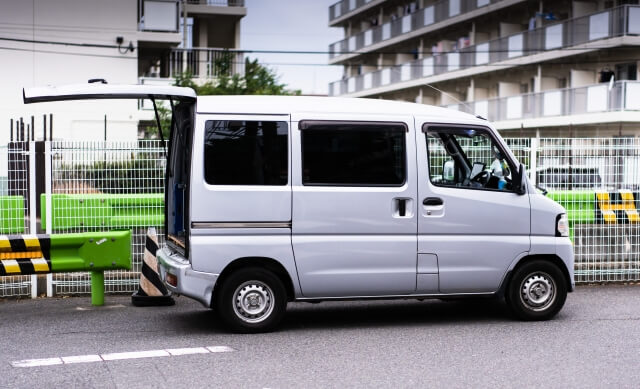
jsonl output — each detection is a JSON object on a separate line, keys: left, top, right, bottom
{"left": 301, "top": 122, "right": 406, "bottom": 186}
{"left": 425, "top": 126, "right": 516, "bottom": 192}
{"left": 204, "top": 120, "right": 288, "bottom": 185}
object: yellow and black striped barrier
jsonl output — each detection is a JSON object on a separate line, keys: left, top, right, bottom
{"left": 595, "top": 191, "right": 640, "bottom": 224}
{"left": 0, "top": 235, "right": 51, "bottom": 276}
{"left": 0, "top": 231, "right": 131, "bottom": 305}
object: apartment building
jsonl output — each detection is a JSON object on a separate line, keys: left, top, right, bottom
{"left": 328, "top": 0, "right": 640, "bottom": 137}
{"left": 0, "top": 0, "right": 245, "bottom": 142}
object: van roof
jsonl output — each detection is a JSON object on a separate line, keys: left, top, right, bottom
{"left": 196, "top": 95, "right": 483, "bottom": 123}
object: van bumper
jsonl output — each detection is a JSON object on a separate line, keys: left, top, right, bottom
{"left": 556, "top": 237, "right": 575, "bottom": 292}
{"left": 156, "top": 247, "right": 218, "bottom": 308}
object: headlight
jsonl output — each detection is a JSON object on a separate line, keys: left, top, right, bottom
{"left": 556, "top": 213, "right": 569, "bottom": 237}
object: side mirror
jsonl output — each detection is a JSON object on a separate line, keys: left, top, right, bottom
{"left": 515, "top": 163, "right": 527, "bottom": 195}
{"left": 443, "top": 160, "right": 455, "bottom": 182}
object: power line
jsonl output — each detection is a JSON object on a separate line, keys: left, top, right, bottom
{"left": 0, "top": 45, "right": 137, "bottom": 60}
{"left": 0, "top": 36, "right": 127, "bottom": 50}
{"left": 1, "top": 35, "right": 638, "bottom": 56}
{"left": 2, "top": 44, "right": 637, "bottom": 70}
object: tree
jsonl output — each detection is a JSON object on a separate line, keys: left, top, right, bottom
{"left": 142, "top": 57, "right": 298, "bottom": 139}
{"left": 174, "top": 56, "right": 301, "bottom": 96}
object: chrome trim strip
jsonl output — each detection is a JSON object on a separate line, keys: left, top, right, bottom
{"left": 191, "top": 222, "right": 292, "bottom": 229}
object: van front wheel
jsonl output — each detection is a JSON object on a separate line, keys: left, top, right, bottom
{"left": 215, "top": 268, "right": 287, "bottom": 333}
{"left": 506, "top": 260, "right": 567, "bottom": 321}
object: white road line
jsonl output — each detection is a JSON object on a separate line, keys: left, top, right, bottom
{"left": 12, "top": 358, "right": 62, "bottom": 368}
{"left": 11, "top": 346, "right": 235, "bottom": 368}
{"left": 207, "top": 346, "right": 235, "bottom": 353}
{"left": 61, "top": 355, "right": 102, "bottom": 364}
{"left": 101, "top": 350, "right": 170, "bottom": 361}
{"left": 166, "top": 347, "right": 210, "bottom": 356}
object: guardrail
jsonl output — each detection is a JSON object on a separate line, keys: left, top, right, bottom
{"left": 40, "top": 194, "right": 164, "bottom": 230}
{"left": 0, "top": 196, "right": 25, "bottom": 234}
{"left": 0, "top": 231, "right": 131, "bottom": 305}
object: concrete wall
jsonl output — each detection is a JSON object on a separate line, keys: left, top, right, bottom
{"left": 0, "top": 0, "right": 150, "bottom": 143}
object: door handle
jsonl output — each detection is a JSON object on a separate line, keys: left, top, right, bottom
{"left": 397, "top": 198, "right": 407, "bottom": 217}
{"left": 423, "top": 197, "right": 443, "bottom": 206}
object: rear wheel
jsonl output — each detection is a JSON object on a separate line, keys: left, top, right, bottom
{"left": 506, "top": 260, "right": 567, "bottom": 321}
{"left": 215, "top": 268, "right": 287, "bottom": 333}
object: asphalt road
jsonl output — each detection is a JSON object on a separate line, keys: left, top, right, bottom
{"left": 1, "top": 285, "right": 639, "bottom": 388}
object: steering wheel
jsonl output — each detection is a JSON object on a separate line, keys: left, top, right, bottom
{"left": 470, "top": 169, "right": 488, "bottom": 182}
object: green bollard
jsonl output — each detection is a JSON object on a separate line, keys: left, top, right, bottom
{"left": 91, "top": 271, "right": 104, "bottom": 306}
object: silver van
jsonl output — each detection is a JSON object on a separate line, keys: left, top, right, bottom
{"left": 24, "top": 83, "right": 574, "bottom": 333}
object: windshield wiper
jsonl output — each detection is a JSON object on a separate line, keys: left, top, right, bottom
{"left": 536, "top": 185, "right": 548, "bottom": 196}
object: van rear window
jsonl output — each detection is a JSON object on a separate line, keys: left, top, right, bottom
{"left": 301, "top": 123, "right": 406, "bottom": 186}
{"left": 204, "top": 120, "right": 288, "bottom": 185}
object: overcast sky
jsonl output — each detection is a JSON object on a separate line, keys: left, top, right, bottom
{"left": 240, "top": 0, "right": 344, "bottom": 95}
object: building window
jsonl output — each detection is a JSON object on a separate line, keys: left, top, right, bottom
{"left": 301, "top": 122, "right": 406, "bottom": 186}
{"left": 204, "top": 120, "right": 288, "bottom": 185}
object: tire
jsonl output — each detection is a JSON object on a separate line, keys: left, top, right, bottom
{"left": 506, "top": 260, "right": 567, "bottom": 321}
{"left": 215, "top": 267, "right": 287, "bottom": 333}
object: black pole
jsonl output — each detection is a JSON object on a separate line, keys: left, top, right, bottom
{"left": 104, "top": 114, "right": 107, "bottom": 141}
{"left": 31, "top": 116, "right": 34, "bottom": 141}
{"left": 20, "top": 118, "right": 24, "bottom": 141}
{"left": 10, "top": 119, "right": 13, "bottom": 142}
{"left": 26, "top": 124, "right": 30, "bottom": 142}
{"left": 43, "top": 114, "right": 47, "bottom": 141}
{"left": 49, "top": 113, "right": 53, "bottom": 140}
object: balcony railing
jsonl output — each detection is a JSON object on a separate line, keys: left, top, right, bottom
{"left": 169, "top": 48, "right": 244, "bottom": 78}
{"left": 185, "top": 0, "right": 245, "bottom": 5}
{"left": 445, "top": 81, "right": 640, "bottom": 123}
{"left": 329, "top": 5, "right": 639, "bottom": 96}
{"left": 329, "top": 0, "right": 375, "bottom": 22}
{"left": 329, "top": 0, "right": 502, "bottom": 58}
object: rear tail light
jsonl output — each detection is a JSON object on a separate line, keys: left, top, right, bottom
{"left": 166, "top": 273, "right": 177, "bottom": 287}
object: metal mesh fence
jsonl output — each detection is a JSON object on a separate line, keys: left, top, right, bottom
{"left": 0, "top": 142, "right": 33, "bottom": 297}
{"left": 423, "top": 135, "right": 640, "bottom": 283}
{"left": 49, "top": 140, "right": 166, "bottom": 294}
{"left": 3, "top": 137, "right": 640, "bottom": 296}
{"left": 535, "top": 138, "right": 640, "bottom": 283}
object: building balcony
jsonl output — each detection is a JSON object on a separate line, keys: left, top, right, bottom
{"left": 446, "top": 81, "right": 640, "bottom": 130}
{"left": 185, "top": 0, "right": 245, "bottom": 5}
{"left": 329, "top": 5, "right": 640, "bottom": 97}
{"left": 329, "top": 0, "right": 382, "bottom": 26}
{"left": 329, "top": 0, "right": 516, "bottom": 62}
{"left": 184, "top": 0, "right": 246, "bottom": 17}
{"left": 168, "top": 48, "right": 244, "bottom": 79}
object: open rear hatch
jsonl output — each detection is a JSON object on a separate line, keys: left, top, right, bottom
{"left": 23, "top": 81, "right": 197, "bottom": 257}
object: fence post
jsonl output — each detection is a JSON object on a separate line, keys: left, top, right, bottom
{"left": 529, "top": 137, "right": 537, "bottom": 185}
{"left": 29, "top": 140, "right": 37, "bottom": 298}
{"left": 45, "top": 140, "right": 53, "bottom": 297}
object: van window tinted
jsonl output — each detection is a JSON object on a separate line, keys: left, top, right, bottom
{"left": 204, "top": 120, "right": 288, "bottom": 185}
{"left": 301, "top": 123, "right": 406, "bottom": 186}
